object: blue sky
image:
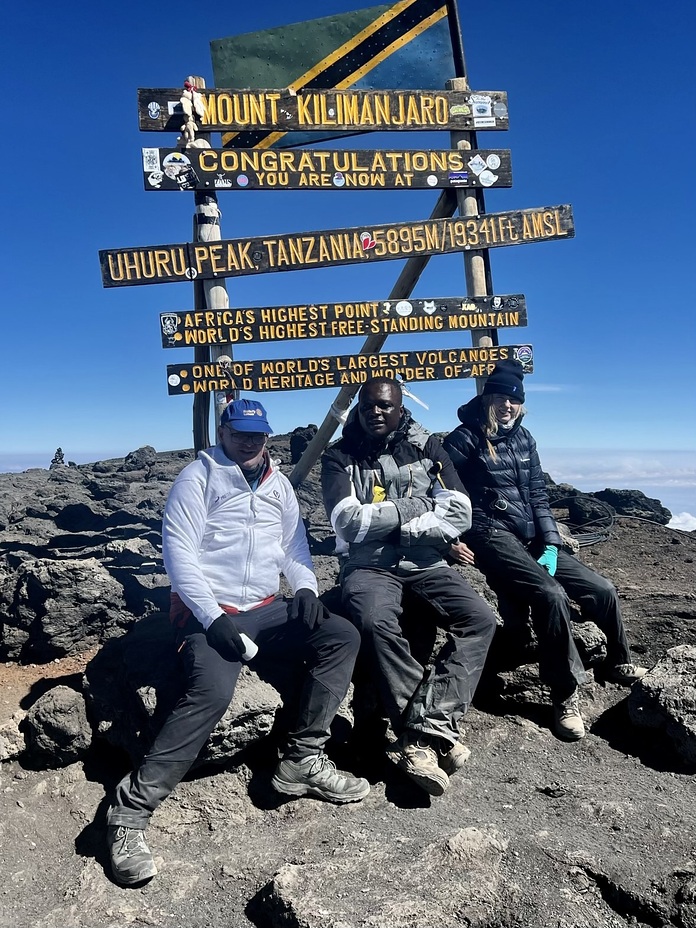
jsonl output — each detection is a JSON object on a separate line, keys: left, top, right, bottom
{"left": 2, "top": 1, "right": 695, "bottom": 520}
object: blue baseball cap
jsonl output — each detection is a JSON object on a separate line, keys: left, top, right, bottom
{"left": 220, "top": 399, "right": 273, "bottom": 433}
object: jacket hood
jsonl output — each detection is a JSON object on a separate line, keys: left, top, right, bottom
{"left": 456, "top": 395, "right": 485, "bottom": 429}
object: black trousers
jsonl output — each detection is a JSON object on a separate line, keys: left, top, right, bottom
{"left": 469, "top": 528, "right": 631, "bottom": 700}
{"left": 342, "top": 566, "right": 497, "bottom": 746}
{"left": 107, "top": 599, "right": 360, "bottom": 829}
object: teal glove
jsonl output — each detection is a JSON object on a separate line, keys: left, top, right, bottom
{"left": 537, "top": 545, "right": 558, "bottom": 577}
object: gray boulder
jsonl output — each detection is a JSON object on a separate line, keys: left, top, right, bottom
{"left": 592, "top": 487, "right": 672, "bottom": 524}
{"left": 24, "top": 685, "right": 91, "bottom": 766}
{"left": 0, "top": 556, "right": 132, "bottom": 661}
{"left": 0, "top": 447, "right": 192, "bottom": 662}
{"left": 628, "top": 645, "right": 696, "bottom": 764}
{"left": 0, "top": 712, "right": 26, "bottom": 761}
{"left": 262, "top": 826, "right": 509, "bottom": 928}
{"left": 122, "top": 445, "right": 158, "bottom": 472}
{"left": 84, "top": 612, "right": 282, "bottom": 767}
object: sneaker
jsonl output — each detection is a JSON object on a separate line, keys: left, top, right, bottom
{"left": 107, "top": 825, "right": 157, "bottom": 885}
{"left": 552, "top": 692, "right": 586, "bottom": 741}
{"left": 387, "top": 733, "right": 450, "bottom": 796}
{"left": 605, "top": 663, "right": 648, "bottom": 686}
{"left": 437, "top": 740, "right": 471, "bottom": 776}
{"left": 272, "top": 753, "right": 370, "bottom": 803}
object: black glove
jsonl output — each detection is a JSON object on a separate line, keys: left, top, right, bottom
{"left": 289, "top": 589, "right": 329, "bottom": 631}
{"left": 205, "top": 614, "right": 246, "bottom": 662}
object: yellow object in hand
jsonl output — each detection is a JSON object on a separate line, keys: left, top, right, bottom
{"left": 372, "top": 485, "right": 386, "bottom": 503}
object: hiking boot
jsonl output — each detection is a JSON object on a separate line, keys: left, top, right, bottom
{"left": 387, "top": 733, "right": 450, "bottom": 796}
{"left": 437, "top": 740, "right": 471, "bottom": 776}
{"left": 552, "top": 692, "right": 585, "bottom": 741}
{"left": 272, "top": 753, "right": 370, "bottom": 803}
{"left": 107, "top": 825, "right": 157, "bottom": 885}
{"left": 605, "top": 663, "right": 648, "bottom": 686}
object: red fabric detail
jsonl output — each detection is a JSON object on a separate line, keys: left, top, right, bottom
{"left": 219, "top": 595, "right": 276, "bottom": 615}
{"left": 169, "top": 591, "right": 277, "bottom": 628}
{"left": 170, "top": 592, "right": 191, "bottom": 629}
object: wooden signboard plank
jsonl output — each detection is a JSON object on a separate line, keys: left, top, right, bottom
{"left": 100, "top": 205, "right": 574, "bottom": 288}
{"left": 166, "top": 345, "right": 534, "bottom": 395}
{"left": 138, "top": 88, "right": 509, "bottom": 134}
{"left": 142, "top": 147, "right": 512, "bottom": 192}
{"left": 160, "top": 295, "right": 527, "bottom": 348}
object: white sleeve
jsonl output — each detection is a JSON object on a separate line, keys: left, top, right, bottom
{"left": 279, "top": 479, "right": 318, "bottom": 596}
{"left": 162, "top": 472, "right": 220, "bottom": 628}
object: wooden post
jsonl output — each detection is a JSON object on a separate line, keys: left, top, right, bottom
{"left": 446, "top": 76, "right": 498, "bottom": 393}
{"left": 188, "top": 75, "right": 235, "bottom": 453}
{"left": 288, "top": 189, "right": 457, "bottom": 487}
{"left": 192, "top": 267, "right": 211, "bottom": 452}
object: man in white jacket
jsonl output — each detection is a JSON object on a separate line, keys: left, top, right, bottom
{"left": 107, "top": 399, "right": 369, "bottom": 886}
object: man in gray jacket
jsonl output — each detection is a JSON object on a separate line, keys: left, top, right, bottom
{"left": 321, "top": 377, "right": 497, "bottom": 797}
{"left": 107, "top": 399, "right": 369, "bottom": 886}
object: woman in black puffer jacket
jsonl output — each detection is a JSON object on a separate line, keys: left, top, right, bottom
{"left": 443, "top": 360, "right": 647, "bottom": 741}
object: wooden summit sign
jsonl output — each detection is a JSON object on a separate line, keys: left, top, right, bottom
{"left": 138, "top": 88, "right": 509, "bottom": 134}
{"left": 166, "top": 345, "right": 534, "bottom": 394}
{"left": 142, "top": 147, "right": 512, "bottom": 192}
{"left": 160, "top": 295, "right": 527, "bottom": 347}
{"left": 100, "top": 206, "right": 574, "bottom": 288}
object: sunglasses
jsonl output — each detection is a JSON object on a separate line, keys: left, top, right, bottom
{"left": 224, "top": 427, "right": 268, "bottom": 445}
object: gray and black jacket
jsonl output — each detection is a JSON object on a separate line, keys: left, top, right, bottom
{"left": 321, "top": 408, "right": 472, "bottom": 573}
{"left": 443, "top": 395, "right": 562, "bottom": 547}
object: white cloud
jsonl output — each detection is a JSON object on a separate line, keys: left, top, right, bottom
{"left": 524, "top": 383, "right": 567, "bottom": 393}
{"left": 542, "top": 449, "right": 696, "bottom": 487}
{"left": 669, "top": 512, "right": 696, "bottom": 532}
{"left": 540, "top": 449, "right": 696, "bottom": 520}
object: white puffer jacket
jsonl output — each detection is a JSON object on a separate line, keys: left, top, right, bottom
{"left": 162, "top": 445, "right": 317, "bottom": 628}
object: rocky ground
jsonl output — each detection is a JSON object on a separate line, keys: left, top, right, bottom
{"left": 1, "top": 437, "right": 695, "bottom": 928}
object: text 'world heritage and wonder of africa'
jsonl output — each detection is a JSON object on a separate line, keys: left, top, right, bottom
{"left": 166, "top": 345, "right": 534, "bottom": 394}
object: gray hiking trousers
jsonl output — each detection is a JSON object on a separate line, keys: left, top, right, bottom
{"left": 342, "top": 566, "right": 497, "bottom": 745}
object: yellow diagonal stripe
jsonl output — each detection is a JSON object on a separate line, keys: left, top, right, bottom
{"left": 337, "top": 7, "right": 447, "bottom": 88}
{"left": 222, "top": 0, "right": 446, "bottom": 148}
{"left": 283, "top": 0, "right": 431, "bottom": 90}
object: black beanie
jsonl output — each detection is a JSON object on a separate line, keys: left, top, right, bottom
{"left": 482, "top": 360, "right": 525, "bottom": 402}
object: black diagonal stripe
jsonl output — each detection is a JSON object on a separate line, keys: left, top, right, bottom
{"left": 227, "top": 0, "right": 448, "bottom": 149}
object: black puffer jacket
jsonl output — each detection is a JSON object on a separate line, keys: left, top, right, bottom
{"left": 443, "top": 395, "right": 562, "bottom": 546}
{"left": 321, "top": 408, "right": 472, "bottom": 572}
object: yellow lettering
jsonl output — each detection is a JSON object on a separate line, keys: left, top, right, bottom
{"left": 406, "top": 96, "right": 420, "bottom": 125}
{"left": 360, "top": 96, "right": 375, "bottom": 125}
{"left": 199, "top": 150, "right": 218, "bottom": 172}
{"left": 107, "top": 254, "right": 125, "bottom": 282}
{"left": 374, "top": 94, "right": 390, "bottom": 125}
{"left": 297, "top": 94, "right": 312, "bottom": 125}
{"left": 193, "top": 245, "right": 209, "bottom": 274}
{"left": 288, "top": 238, "right": 304, "bottom": 265}
{"left": 208, "top": 244, "right": 225, "bottom": 274}
{"left": 341, "top": 93, "right": 359, "bottom": 125}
